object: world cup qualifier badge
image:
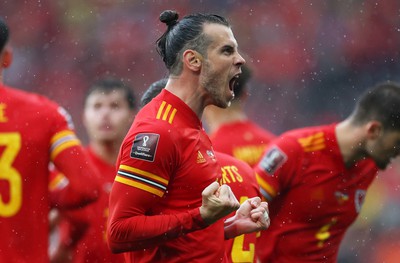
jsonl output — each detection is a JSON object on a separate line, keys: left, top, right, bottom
{"left": 130, "top": 133, "right": 160, "bottom": 162}
{"left": 259, "top": 146, "right": 287, "bottom": 175}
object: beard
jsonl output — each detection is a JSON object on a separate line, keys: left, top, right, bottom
{"left": 200, "top": 61, "right": 233, "bottom": 108}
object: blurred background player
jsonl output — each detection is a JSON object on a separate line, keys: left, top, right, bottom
{"left": 254, "top": 81, "right": 400, "bottom": 262}
{"left": 50, "top": 77, "right": 137, "bottom": 263}
{"left": 107, "top": 10, "right": 269, "bottom": 263}
{"left": 0, "top": 17, "right": 99, "bottom": 263}
{"left": 203, "top": 64, "right": 276, "bottom": 167}
{"left": 141, "top": 79, "right": 266, "bottom": 263}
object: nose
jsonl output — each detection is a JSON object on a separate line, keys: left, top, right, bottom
{"left": 235, "top": 52, "right": 246, "bottom": 67}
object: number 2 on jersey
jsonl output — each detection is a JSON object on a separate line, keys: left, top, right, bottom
{"left": 231, "top": 196, "right": 255, "bottom": 262}
{"left": 0, "top": 133, "right": 22, "bottom": 217}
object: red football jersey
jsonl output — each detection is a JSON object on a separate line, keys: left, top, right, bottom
{"left": 216, "top": 152, "right": 261, "bottom": 263}
{"left": 0, "top": 84, "right": 99, "bottom": 263}
{"left": 55, "top": 147, "right": 124, "bottom": 263}
{"left": 209, "top": 120, "right": 276, "bottom": 167}
{"left": 108, "top": 89, "right": 226, "bottom": 263}
{"left": 254, "top": 124, "right": 378, "bottom": 262}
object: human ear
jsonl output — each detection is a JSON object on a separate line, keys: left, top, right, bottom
{"left": 366, "top": 121, "right": 383, "bottom": 139}
{"left": 183, "top": 50, "right": 202, "bottom": 71}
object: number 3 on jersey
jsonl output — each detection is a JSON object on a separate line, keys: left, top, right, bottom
{"left": 0, "top": 133, "right": 22, "bottom": 217}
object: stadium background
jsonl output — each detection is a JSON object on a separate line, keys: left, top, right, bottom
{"left": 1, "top": 1, "right": 400, "bottom": 261}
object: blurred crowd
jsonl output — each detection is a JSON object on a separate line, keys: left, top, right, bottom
{"left": 1, "top": 0, "right": 400, "bottom": 262}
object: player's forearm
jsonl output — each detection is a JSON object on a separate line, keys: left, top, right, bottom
{"left": 107, "top": 208, "right": 207, "bottom": 253}
{"left": 224, "top": 214, "right": 239, "bottom": 239}
{"left": 52, "top": 146, "right": 100, "bottom": 208}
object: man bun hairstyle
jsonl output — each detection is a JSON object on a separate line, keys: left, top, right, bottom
{"left": 159, "top": 10, "right": 179, "bottom": 28}
{"left": 156, "top": 10, "right": 230, "bottom": 76}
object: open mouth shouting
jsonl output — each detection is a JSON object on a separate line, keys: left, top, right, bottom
{"left": 229, "top": 74, "right": 240, "bottom": 98}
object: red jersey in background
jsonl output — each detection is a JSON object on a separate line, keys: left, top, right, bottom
{"left": 209, "top": 120, "right": 275, "bottom": 167}
{"left": 254, "top": 124, "right": 378, "bottom": 263}
{"left": 0, "top": 84, "right": 98, "bottom": 263}
{"left": 53, "top": 147, "right": 124, "bottom": 262}
{"left": 216, "top": 152, "right": 261, "bottom": 263}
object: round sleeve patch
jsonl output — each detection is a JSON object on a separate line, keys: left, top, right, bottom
{"left": 259, "top": 146, "right": 287, "bottom": 175}
{"left": 130, "top": 133, "right": 160, "bottom": 162}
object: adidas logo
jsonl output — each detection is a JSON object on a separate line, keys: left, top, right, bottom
{"left": 196, "top": 151, "right": 206, "bottom": 163}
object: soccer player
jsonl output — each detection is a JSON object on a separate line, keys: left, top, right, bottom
{"left": 50, "top": 78, "right": 136, "bottom": 263}
{"left": 204, "top": 64, "right": 276, "bottom": 167}
{"left": 254, "top": 81, "right": 400, "bottom": 262}
{"left": 0, "top": 17, "right": 99, "bottom": 263}
{"left": 141, "top": 79, "right": 266, "bottom": 263}
{"left": 107, "top": 10, "right": 269, "bottom": 262}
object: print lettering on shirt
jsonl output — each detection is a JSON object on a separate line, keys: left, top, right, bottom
{"left": 0, "top": 103, "right": 8, "bottom": 122}
{"left": 259, "top": 146, "right": 287, "bottom": 175}
{"left": 130, "top": 133, "right": 160, "bottom": 162}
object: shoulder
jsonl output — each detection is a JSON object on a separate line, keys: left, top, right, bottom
{"left": 8, "top": 86, "right": 58, "bottom": 107}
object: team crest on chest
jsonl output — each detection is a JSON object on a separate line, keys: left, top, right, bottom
{"left": 206, "top": 150, "right": 216, "bottom": 161}
{"left": 196, "top": 149, "right": 216, "bottom": 164}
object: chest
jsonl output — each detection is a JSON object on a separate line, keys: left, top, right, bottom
{"left": 278, "top": 157, "right": 377, "bottom": 224}
{"left": 161, "top": 128, "right": 219, "bottom": 208}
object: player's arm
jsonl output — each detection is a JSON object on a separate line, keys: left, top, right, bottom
{"left": 107, "top": 131, "right": 240, "bottom": 253}
{"left": 254, "top": 136, "right": 301, "bottom": 202}
{"left": 48, "top": 106, "right": 100, "bottom": 208}
{"left": 224, "top": 196, "right": 269, "bottom": 239}
{"left": 216, "top": 152, "right": 269, "bottom": 239}
{"left": 50, "top": 208, "right": 91, "bottom": 263}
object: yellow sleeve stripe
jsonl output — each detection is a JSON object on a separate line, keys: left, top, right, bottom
{"left": 50, "top": 139, "right": 81, "bottom": 160}
{"left": 156, "top": 101, "right": 177, "bottom": 124}
{"left": 256, "top": 173, "right": 277, "bottom": 198}
{"left": 302, "top": 143, "right": 326, "bottom": 152}
{"left": 168, "top": 108, "right": 177, "bottom": 124}
{"left": 156, "top": 101, "right": 167, "bottom": 119}
{"left": 48, "top": 173, "right": 69, "bottom": 191}
{"left": 50, "top": 130, "right": 82, "bottom": 160}
{"left": 162, "top": 104, "right": 172, "bottom": 120}
{"left": 297, "top": 132, "right": 324, "bottom": 146}
{"left": 119, "top": 164, "right": 168, "bottom": 185}
{"left": 297, "top": 132, "right": 326, "bottom": 152}
{"left": 50, "top": 130, "right": 75, "bottom": 144}
{"left": 115, "top": 175, "right": 164, "bottom": 197}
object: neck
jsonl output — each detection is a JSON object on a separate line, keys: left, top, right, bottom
{"left": 335, "top": 119, "right": 366, "bottom": 167}
{"left": 204, "top": 103, "right": 247, "bottom": 134}
{"left": 89, "top": 140, "right": 121, "bottom": 165}
{"left": 165, "top": 74, "right": 207, "bottom": 120}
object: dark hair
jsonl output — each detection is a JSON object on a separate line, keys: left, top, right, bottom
{"left": 156, "top": 10, "right": 230, "bottom": 75}
{"left": 84, "top": 77, "right": 136, "bottom": 110}
{"left": 140, "top": 78, "right": 168, "bottom": 108}
{"left": 351, "top": 81, "right": 400, "bottom": 131}
{"left": 234, "top": 64, "right": 252, "bottom": 99}
{"left": 0, "top": 17, "right": 9, "bottom": 53}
